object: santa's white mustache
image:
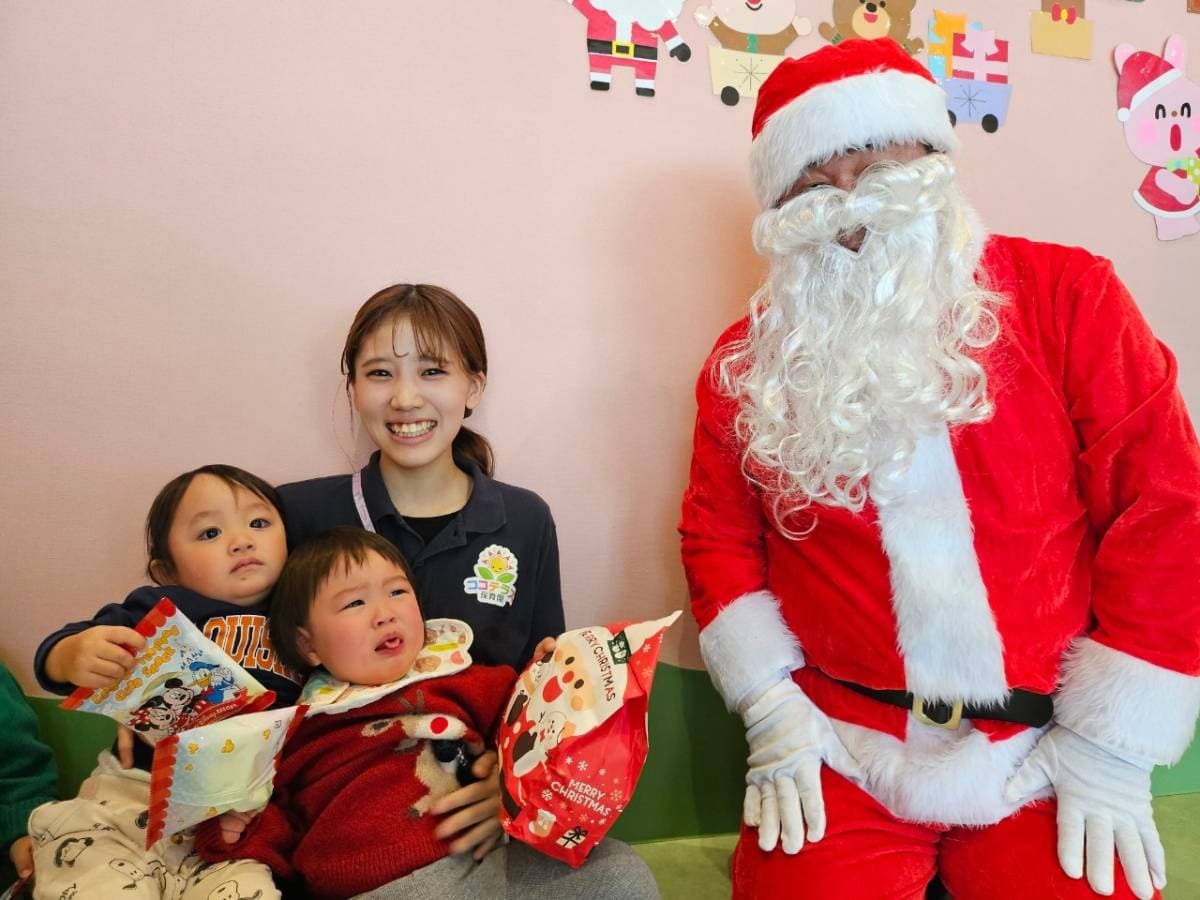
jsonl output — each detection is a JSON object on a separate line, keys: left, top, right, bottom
{"left": 752, "top": 154, "right": 958, "bottom": 258}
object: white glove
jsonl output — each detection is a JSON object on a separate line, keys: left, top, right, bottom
{"left": 741, "top": 678, "right": 865, "bottom": 855}
{"left": 1003, "top": 725, "right": 1165, "bottom": 900}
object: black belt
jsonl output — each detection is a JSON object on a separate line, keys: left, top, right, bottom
{"left": 587, "top": 38, "right": 658, "bottom": 60}
{"left": 834, "top": 678, "right": 1053, "bottom": 729}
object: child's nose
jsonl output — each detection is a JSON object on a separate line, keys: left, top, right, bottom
{"left": 375, "top": 608, "right": 398, "bottom": 627}
{"left": 230, "top": 531, "right": 255, "bottom": 552}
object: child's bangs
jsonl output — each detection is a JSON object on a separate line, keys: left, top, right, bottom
{"left": 208, "top": 469, "right": 281, "bottom": 513}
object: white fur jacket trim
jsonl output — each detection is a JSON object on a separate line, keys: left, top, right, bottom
{"left": 698, "top": 590, "right": 805, "bottom": 712}
{"left": 875, "top": 425, "right": 1010, "bottom": 705}
{"left": 1055, "top": 637, "right": 1200, "bottom": 766}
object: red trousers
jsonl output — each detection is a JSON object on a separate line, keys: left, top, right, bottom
{"left": 731, "top": 769, "right": 1161, "bottom": 900}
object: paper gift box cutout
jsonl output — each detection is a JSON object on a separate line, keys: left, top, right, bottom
{"left": 927, "top": 9, "right": 968, "bottom": 80}
{"left": 952, "top": 30, "right": 1010, "bottom": 82}
{"left": 1042, "top": 0, "right": 1084, "bottom": 17}
{"left": 1030, "top": 2, "right": 1092, "bottom": 60}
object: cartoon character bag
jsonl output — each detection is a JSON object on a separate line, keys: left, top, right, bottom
{"left": 498, "top": 612, "right": 681, "bottom": 867}
{"left": 61, "top": 599, "right": 274, "bottom": 743}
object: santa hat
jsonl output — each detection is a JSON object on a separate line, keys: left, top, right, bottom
{"left": 1115, "top": 49, "right": 1181, "bottom": 123}
{"left": 750, "top": 38, "right": 959, "bottom": 209}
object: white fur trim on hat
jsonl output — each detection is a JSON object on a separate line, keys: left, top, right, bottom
{"left": 698, "top": 590, "right": 805, "bottom": 712}
{"left": 751, "top": 69, "right": 960, "bottom": 208}
{"left": 875, "top": 426, "right": 1010, "bottom": 706}
{"left": 1055, "top": 637, "right": 1200, "bottom": 766}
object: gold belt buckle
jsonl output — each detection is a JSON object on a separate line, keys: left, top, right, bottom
{"left": 912, "top": 696, "right": 963, "bottom": 730}
{"left": 612, "top": 41, "right": 635, "bottom": 57}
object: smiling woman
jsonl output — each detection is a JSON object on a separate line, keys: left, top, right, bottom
{"left": 277, "top": 285, "right": 565, "bottom": 675}
{"left": 274, "top": 284, "right": 566, "bottom": 861}
{"left": 273, "top": 286, "right": 660, "bottom": 896}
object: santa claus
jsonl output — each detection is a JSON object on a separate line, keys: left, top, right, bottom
{"left": 679, "top": 38, "right": 1200, "bottom": 900}
{"left": 560, "top": 0, "right": 691, "bottom": 96}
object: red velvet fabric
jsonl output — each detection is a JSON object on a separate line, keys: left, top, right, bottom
{"left": 730, "top": 768, "right": 1162, "bottom": 900}
{"left": 680, "top": 235, "right": 1200, "bottom": 739}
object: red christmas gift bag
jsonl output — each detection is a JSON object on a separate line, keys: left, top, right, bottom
{"left": 498, "top": 612, "right": 680, "bottom": 867}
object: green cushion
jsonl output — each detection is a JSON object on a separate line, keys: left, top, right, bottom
{"left": 632, "top": 794, "right": 1200, "bottom": 899}
{"left": 26, "top": 667, "right": 1200, "bottom": 844}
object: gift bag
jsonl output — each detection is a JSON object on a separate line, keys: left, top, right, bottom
{"left": 61, "top": 599, "right": 274, "bottom": 744}
{"left": 146, "top": 706, "right": 305, "bottom": 847}
{"left": 498, "top": 612, "right": 680, "bottom": 866}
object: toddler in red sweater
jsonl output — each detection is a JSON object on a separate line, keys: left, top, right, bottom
{"left": 195, "top": 527, "right": 517, "bottom": 899}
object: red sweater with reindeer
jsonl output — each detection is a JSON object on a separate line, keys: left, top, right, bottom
{"left": 195, "top": 664, "right": 516, "bottom": 899}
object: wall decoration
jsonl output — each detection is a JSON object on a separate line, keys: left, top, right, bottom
{"left": 927, "top": 8, "right": 967, "bottom": 80}
{"left": 693, "top": 0, "right": 812, "bottom": 106}
{"left": 818, "top": 0, "right": 923, "bottom": 54}
{"left": 560, "top": 0, "right": 690, "bottom": 97}
{"left": 1189, "top": 0, "right": 1200, "bottom": 14}
{"left": 927, "top": 11, "right": 1011, "bottom": 133}
{"left": 1114, "top": 35, "right": 1200, "bottom": 240}
{"left": 1030, "top": 1, "right": 1092, "bottom": 60}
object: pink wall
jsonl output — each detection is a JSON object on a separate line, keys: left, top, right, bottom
{"left": 2, "top": 2, "right": 1198, "bottom": 690}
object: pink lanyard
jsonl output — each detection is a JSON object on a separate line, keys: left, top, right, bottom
{"left": 350, "top": 469, "right": 376, "bottom": 533}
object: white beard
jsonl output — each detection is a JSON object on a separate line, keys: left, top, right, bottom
{"left": 719, "top": 154, "right": 1002, "bottom": 530}
{"left": 591, "top": 0, "right": 683, "bottom": 30}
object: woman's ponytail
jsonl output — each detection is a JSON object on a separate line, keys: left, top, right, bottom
{"left": 453, "top": 426, "right": 494, "bottom": 477}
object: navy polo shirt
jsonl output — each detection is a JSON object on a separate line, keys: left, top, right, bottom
{"left": 278, "top": 454, "right": 564, "bottom": 671}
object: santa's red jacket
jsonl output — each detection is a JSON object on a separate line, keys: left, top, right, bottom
{"left": 680, "top": 235, "right": 1200, "bottom": 825}
{"left": 196, "top": 664, "right": 515, "bottom": 899}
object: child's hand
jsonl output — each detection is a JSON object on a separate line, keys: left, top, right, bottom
{"left": 219, "top": 810, "right": 260, "bottom": 844}
{"left": 8, "top": 834, "right": 34, "bottom": 880}
{"left": 530, "top": 636, "right": 557, "bottom": 665}
{"left": 46, "top": 625, "right": 146, "bottom": 688}
{"left": 116, "top": 725, "right": 136, "bottom": 768}
{"left": 430, "top": 750, "right": 504, "bottom": 860}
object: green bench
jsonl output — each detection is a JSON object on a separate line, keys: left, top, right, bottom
{"left": 17, "top": 667, "right": 1200, "bottom": 898}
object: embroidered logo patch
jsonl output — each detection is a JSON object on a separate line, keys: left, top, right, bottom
{"left": 464, "top": 544, "right": 519, "bottom": 607}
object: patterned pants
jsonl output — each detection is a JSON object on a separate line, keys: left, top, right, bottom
{"left": 28, "top": 752, "right": 278, "bottom": 900}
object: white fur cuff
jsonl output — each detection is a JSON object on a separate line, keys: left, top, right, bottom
{"left": 698, "top": 591, "right": 805, "bottom": 712}
{"left": 1056, "top": 638, "right": 1200, "bottom": 766}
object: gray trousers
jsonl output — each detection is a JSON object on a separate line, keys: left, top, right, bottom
{"left": 355, "top": 838, "right": 659, "bottom": 900}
